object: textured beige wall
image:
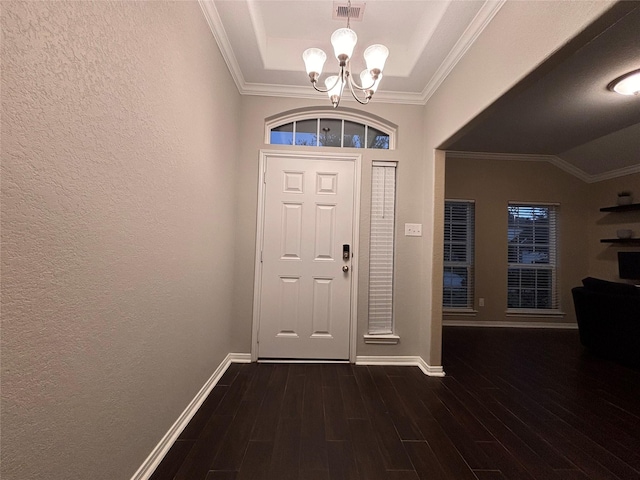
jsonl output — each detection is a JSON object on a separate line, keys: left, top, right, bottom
{"left": 1, "top": 2, "right": 240, "bottom": 479}
{"left": 233, "top": 96, "right": 426, "bottom": 357}
{"left": 587, "top": 172, "right": 640, "bottom": 281}
{"left": 444, "top": 157, "right": 591, "bottom": 324}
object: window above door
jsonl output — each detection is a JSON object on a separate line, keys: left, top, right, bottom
{"left": 265, "top": 107, "right": 397, "bottom": 150}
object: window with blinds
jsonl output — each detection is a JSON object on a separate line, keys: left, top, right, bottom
{"left": 443, "top": 200, "right": 475, "bottom": 309}
{"left": 507, "top": 203, "right": 559, "bottom": 310}
{"left": 368, "top": 161, "right": 397, "bottom": 334}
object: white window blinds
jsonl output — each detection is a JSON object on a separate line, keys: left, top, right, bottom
{"left": 443, "top": 200, "right": 475, "bottom": 309}
{"left": 507, "top": 203, "right": 559, "bottom": 310}
{"left": 368, "top": 161, "right": 397, "bottom": 334}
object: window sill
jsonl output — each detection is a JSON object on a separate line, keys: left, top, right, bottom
{"left": 443, "top": 308, "right": 478, "bottom": 317}
{"left": 505, "top": 309, "right": 566, "bottom": 318}
{"left": 364, "top": 334, "right": 400, "bottom": 345}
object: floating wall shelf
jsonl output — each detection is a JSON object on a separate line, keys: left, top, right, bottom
{"left": 600, "top": 203, "right": 640, "bottom": 213}
{"left": 600, "top": 238, "right": 640, "bottom": 245}
{"left": 599, "top": 203, "right": 640, "bottom": 244}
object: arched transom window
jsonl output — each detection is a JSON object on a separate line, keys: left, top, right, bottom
{"left": 265, "top": 108, "right": 396, "bottom": 150}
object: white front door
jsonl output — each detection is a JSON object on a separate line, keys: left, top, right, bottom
{"left": 256, "top": 153, "right": 357, "bottom": 360}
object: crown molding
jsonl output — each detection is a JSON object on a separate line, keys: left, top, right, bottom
{"left": 199, "top": 0, "right": 247, "bottom": 92}
{"left": 588, "top": 163, "right": 640, "bottom": 183}
{"left": 420, "top": 0, "right": 507, "bottom": 104}
{"left": 446, "top": 150, "right": 640, "bottom": 183}
{"left": 446, "top": 151, "right": 591, "bottom": 181}
{"left": 199, "top": 0, "right": 506, "bottom": 105}
{"left": 237, "top": 81, "right": 427, "bottom": 105}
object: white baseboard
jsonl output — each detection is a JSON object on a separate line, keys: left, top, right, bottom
{"left": 130, "top": 352, "right": 251, "bottom": 480}
{"left": 443, "top": 320, "right": 578, "bottom": 329}
{"left": 355, "top": 355, "right": 445, "bottom": 377}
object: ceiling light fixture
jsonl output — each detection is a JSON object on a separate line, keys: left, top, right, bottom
{"left": 608, "top": 68, "right": 640, "bottom": 96}
{"left": 302, "top": 1, "right": 389, "bottom": 108}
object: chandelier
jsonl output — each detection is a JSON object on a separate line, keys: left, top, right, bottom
{"left": 302, "top": 1, "right": 389, "bottom": 108}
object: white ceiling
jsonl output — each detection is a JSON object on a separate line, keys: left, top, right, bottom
{"left": 202, "top": 0, "right": 503, "bottom": 103}
{"left": 201, "top": 0, "right": 640, "bottom": 181}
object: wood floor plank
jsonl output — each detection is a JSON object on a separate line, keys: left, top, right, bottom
{"left": 241, "top": 363, "right": 274, "bottom": 404}
{"left": 386, "top": 471, "right": 420, "bottom": 480}
{"left": 299, "top": 469, "right": 330, "bottom": 480}
{"left": 214, "top": 369, "right": 253, "bottom": 416}
{"left": 172, "top": 414, "right": 234, "bottom": 480}
{"left": 472, "top": 471, "right": 507, "bottom": 480}
{"left": 387, "top": 374, "right": 435, "bottom": 423}
{"left": 412, "top": 417, "right": 477, "bottom": 480}
{"left": 403, "top": 441, "right": 448, "bottom": 480}
{"left": 321, "top": 364, "right": 340, "bottom": 388}
{"left": 205, "top": 471, "right": 238, "bottom": 480}
{"left": 547, "top": 416, "right": 640, "bottom": 480}
{"left": 542, "top": 420, "right": 625, "bottom": 480}
{"left": 476, "top": 441, "right": 536, "bottom": 480}
{"left": 418, "top": 396, "right": 491, "bottom": 470}
{"left": 236, "top": 441, "right": 273, "bottom": 480}
{"left": 352, "top": 366, "right": 387, "bottom": 416}
{"left": 552, "top": 469, "right": 591, "bottom": 480}
{"left": 217, "top": 362, "right": 244, "bottom": 386}
{"left": 267, "top": 417, "right": 301, "bottom": 480}
{"left": 369, "top": 367, "right": 422, "bottom": 440}
{"left": 300, "top": 365, "right": 329, "bottom": 472}
{"left": 352, "top": 368, "right": 413, "bottom": 470}
{"left": 149, "top": 439, "right": 194, "bottom": 480}
{"left": 250, "top": 364, "right": 289, "bottom": 441}
{"left": 433, "top": 381, "right": 494, "bottom": 442}
{"left": 281, "top": 370, "right": 305, "bottom": 420}
{"left": 370, "top": 411, "right": 414, "bottom": 470}
{"left": 327, "top": 440, "right": 360, "bottom": 480}
{"left": 479, "top": 396, "right": 574, "bottom": 471}
{"left": 338, "top": 373, "right": 367, "bottom": 420}
{"left": 323, "top": 386, "right": 349, "bottom": 441}
{"left": 210, "top": 400, "right": 262, "bottom": 471}
{"left": 348, "top": 418, "right": 389, "bottom": 480}
{"left": 179, "top": 386, "right": 229, "bottom": 440}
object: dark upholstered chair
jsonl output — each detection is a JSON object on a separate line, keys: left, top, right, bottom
{"left": 572, "top": 277, "right": 640, "bottom": 368}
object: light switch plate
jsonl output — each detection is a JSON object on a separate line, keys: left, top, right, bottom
{"left": 405, "top": 223, "right": 422, "bottom": 236}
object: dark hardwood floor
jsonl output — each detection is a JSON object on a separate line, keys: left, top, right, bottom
{"left": 149, "top": 327, "right": 640, "bottom": 480}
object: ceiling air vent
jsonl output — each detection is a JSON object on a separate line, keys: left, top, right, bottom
{"left": 333, "top": 2, "right": 365, "bottom": 22}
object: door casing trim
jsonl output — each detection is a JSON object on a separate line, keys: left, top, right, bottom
{"left": 252, "top": 150, "right": 362, "bottom": 363}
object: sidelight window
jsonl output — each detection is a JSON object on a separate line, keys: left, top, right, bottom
{"left": 368, "top": 161, "right": 397, "bottom": 335}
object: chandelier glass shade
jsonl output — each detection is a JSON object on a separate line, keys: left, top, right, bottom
{"left": 302, "top": 6, "right": 389, "bottom": 108}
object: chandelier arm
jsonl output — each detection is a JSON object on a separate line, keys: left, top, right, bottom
{"left": 312, "top": 71, "right": 343, "bottom": 93}
{"left": 346, "top": 73, "right": 371, "bottom": 105}
{"left": 312, "top": 82, "right": 330, "bottom": 94}
{"left": 346, "top": 65, "right": 376, "bottom": 91}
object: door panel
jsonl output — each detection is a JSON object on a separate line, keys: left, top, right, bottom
{"left": 257, "top": 155, "right": 355, "bottom": 360}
